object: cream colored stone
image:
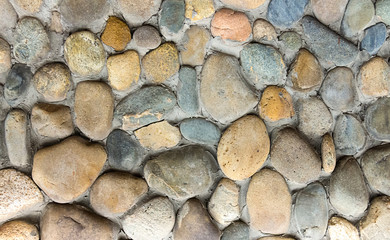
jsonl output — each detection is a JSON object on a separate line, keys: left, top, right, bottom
{"left": 0, "top": 38, "right": 11, "bottom": 74}
{"left": 259, "top": 86, "right": 295, "bottom": 122}
{"left": 50, "top": 11, "right": 62, "bottom": 33}
{"left": 328, "top": 216, "right": 359, "bottom": 240}
{"left": 253, "top": 19, "right": 277, "bottom": 42}
{"left": 221, "top": 0, "right": 265, "bottom": 10}
{"left": 14, "top": 0, "right": 42, "bottom": 13}
{"left": 181, "top": 26, "right": 210, "bottom": 66}
{"left": 5, "top": 109, "right": 29, "bottom": 167}
{"left": 107, "top": 51, "right": 140, "bottom": 91}
{"left": 358, "top": 57, "right": 390, "bottom": 98}
{"left": 322, "top": 133, "right": 336, "bottom": 173}
{"left": 360, "top": 196, "right": 390, "bottom": 240}
{"left": 0, "top": 220, "right": 39, "bottom": 240}
{"left": 135, "top": 121, "right": 181, "bottom": 150}
{"left": 185, "top": 0, "right": 214, "bottom": 21}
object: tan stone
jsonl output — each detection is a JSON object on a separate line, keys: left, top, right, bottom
{"left": 101, "top": 16, "right": 131, "bottom": 51}
{"left": 32, "top": 136, "right": 107, "bottom": 203}
{"left": 328, "top": 216, "right": 359, "bottom": 240}
{"left": 90, "top": 172, "right": 148, "bottom": 217}
{"left": 217, "top": 115, "right": 270, "bottom": 180}
{"left": 253, "top": 19, "right": 277, "bottom": 42}
{"left": 258, "top": 237, "right": 295, "bottom": 240}
{"left": 358, "top": 57, "right": 390, "bottom": 98}
{"left": 290, "top": 49, "right": 323, "bottom": 91}
{"left": 14, "top": 0, "right": 42, "bottom": 13}
{"left": 181, "top": 26, "right": 210, "bottom": 66}
{"left": 0, "top": 38, "right": 11, "bottom": 74}
{"left": 5, "top": 109, "right": 29, "bottom": 167}
{"left": 118, "top": 0, "right": 162, "bottom": 25}
{"left": 322, "top": 133, "right": 336, "bottom": 173}
{"left": 142, "top": 43, "right": 180, "bottom": 83}
{"left": 135, "top": 121, "right": 181, "bottom": 150}
{"left": 107, "top": 50, "right": 140, "bottom": 91}
{"left": 50, "top": 11, "right": 62, "bottom": 33}
{"left": 0, "top": 169, "right": 43, "bottom": 222}
{"left": 0, "top": 220, "right": 39, "bottom": 240}
{"left": 360, "top": 196, "right": 390, "bottom": 240}
{"left": 247, "top": 169, "right": 291, "bottom": 234}
{"left": 221, "top": 0, "right": 265, "bottom": 10}
{"left": 31, "top": 103, "right": 73, "bottom": 139}
{"left": 74, "top": 81, "right": 114, "bottom": 140}
{"left": 259, "top": 86, "right": 295, "bottom": 122}
{"left": 311, "top": 0, "right": 349, "bottom": 25}
{"left": 211, "top": 8, "right": 251, "bottom": 42}
{"left": 185, "top": 0, "right": 214, "bottom": 21}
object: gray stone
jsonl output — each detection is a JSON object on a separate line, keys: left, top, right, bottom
{"left": 361, "top": 23, "right": 387, "bottom": 55}
{"left": 302, "top": 16, "right": 359, "bottom": 66}
{"left": 159, "top": 0, "right": 185, "bottom": 34}
{"left": 365, "top": 97, "right": 390, "bottom": 142}
{"left": 0, "top": 38, "right": 11, "bottom": 76}
{"left": 180, "top": 118, "right": 221, "bottom": 145}
{"left": 178, "top": 67, "right": 199, "bottom": 115}
{"left": 0, "top": 86, "right": 10, "bottom": 121}
{"left": 329, "top": 157, "right": 369, "bottom": 217}
{"left": 221, "top": 221, "right": 250, "bottom": 240}
{"left": 118, "top": 0, "right": 162, "bottom": 26}
{"left": 294, "top": 182, "right": 328, "bottom": 240}
{"left": 359, "top": 196, "right": 390, "bottom": 240}
{"left": 280, "top": 31, "right": 301, "bottom": 52}
{"left": 0, "top": 0, "right": 17, "bottom": 35}
{"left": 376, "top": 0, "right": 390, "bottom": 25}
{"left": 267, "top": 0, "right": 308, "bottom": 28}
{"left": 4, "top": 64, "right": 32, "bottom": 106}
{"left": 60, "top": 0, "right": 109, "bottom": 27}
{"left": 311, "top": 0, "right": 349, "bottom": 26}
{"left": 144, "top": 146, "right": 217, "bottom": 200}
{"left": 133, "top": 25, "right": 161, "bottom": 49}
{"left": 341, "top": 0, "right": 374, "bottom": 37}
{"left": 333, "top": 114, "right": 366, "bottom": 155}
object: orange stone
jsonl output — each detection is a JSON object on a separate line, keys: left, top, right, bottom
{"left": 290, "top": 49, "right": 323, "bottom": 91}
{"left": 259, "top": 86, "right": 295, "bottom": 122}
{"left": 101, "top": 16, "right": 131, "bottom": 51}
{"left": 211, "top": 8, "right": 251, "bottom": 42}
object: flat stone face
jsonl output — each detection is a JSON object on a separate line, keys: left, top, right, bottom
{"left": 376, "top": 0, "right": 390, "bottom": 25}
{"left": 133, "top": 26, "right": 161, "bottom": 49}
{"left": 311, "top": 0, "right": 349, "bottom": 25}
{"left": 60, "top": 0, "right": 109, "bottom": 27}
{"left": 328, "top": 216, "right": 360, "bottom": 240}
{"left": 134, "top": 121, "right": 181, "bottom": 150}
{"left": 200, "top": 53, "right": 258, "bottom": 124}
{"left": 267, "top": 0, "right": 308, "bottom": 28}
{"left": 5, "top": 109, "right": 29, "bottom": 167}
{"left": 118, "top": 0, "right": 162, "bottom": 25}
{"left": 333, "top": 114, "right": 366, "bottom": 155}
{"left": 4, "top": 64, "right": 32, "bottom": 106}
{"left": 217, "top": 115, "right": 270, "bottom": 180}
{"left": 365, "top": 98, "right": 390, "bottom": 141}
{"left": 177, "top": 67, "right": 199, "bottom": 115}
{"left": 358, "top": 57, "right": 390, "bottom": 98}
{"left": 259, "top": 237, "right": 295, "bottom": 240}
{"left": 0, "top": 220, "right": 39, "bottom": 240}
{"left": 32, "top": 136, "right": 107, "bottom": 203}
{"left": 329, "top": 157, "right": 369, "bottom": 218}
{"left": 180, "top": 118, "right": 221, "bottom": 145}
{"left": 221, "top": 221, "right": 250, "bottom": 240}
{"left": 211, "top": 8, "right": 251, "bottom": 42}
{"left": 221, "top": 0, "right": 265, "bottom": 9}
{"left": 185, "top": 0, "right": 215, "bottom": 21}
{"left": 253, "top": 19, "right": 277, "bottom": 42}
{"left": 15, "top": 0, "right": 42, "bottom": 13}
{"left": 40, "top": 204, "right": 117, "bottom": 240}
{"left": 122, "top": 197, "right": 175, "bottom": 240}
{"left": 107, "top": 50, "right": 140, "bottom": 91}
{"left": 0, "top": 38, "right": 11, "bottom": 75}
{"left": 360, "top": 196, "right": 390, "bottom": 240}
{"left": 0, "top": 0, "right": 17, "bottom": 33}
{"left": 50, "top": 11, "right": 62, "bottom": 33}
{"left": 259, "top": 86, "right": 295, "bottom": 122}
{"left": 144, "top": 146, "right": 216, "bottom": 200}
{"left": 280, "top": 31, "right": 301, "bottom": 52}
{"left": 361, "top": 23, "right": 387, "bottom": 55}
{"left": 247, "top": 169, "right": 291, "bottom": 235}
{"left": 101, "top": 16, "right": 131, "bottom": 51}
{"left": 0, "top": 169, "right": 43, "bottom": 222}
{"left": 160, "top": 0, "right": 185, "bottom": 34}
{"left": 181, "top": 26, "right": 210, "bottom": 66}
{"left": 341, "top": 0, "right": 374, "bottom": 37}
{"left": 321, "top": 133, "right": 336, "bottom": 174}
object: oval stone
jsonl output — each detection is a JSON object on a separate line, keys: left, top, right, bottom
{"left": 211, "top": 8, "right": 251, "bottom": 42}
{"left": 177, "top": 66, "right": 199, "bottom": 115}
{"left": 221, "top": 221, "right": 250, "bottom": 240}
{"left": 280, "top": 31, "right": 301, "bottom": 52}
{"left": 328, "top": 216, "right": 360, "bottom": 240}
{"left": 311, "top": 0, "right": 349, "bottom": 25}
{"left": 221, "top": 0, "right": 265, "bottom": 9}
{"left": 133, "top": 25, "right": 161, "bottom": 49}
{"left": 107, "top": 50, "right": 140, "bottom": 91}
{"left": 118, "top": 0, "right": 162, "bottom": 26}
{"left": 321, "top": 133, "right": 336, "bottom": 174}
{"left": 180, "top": 118, "right": 221, "bottom": 145}
{"left": 0, "top": 220, "right": 39, "bottom": 240}
{"left": 134, "top": 121, "right": 181, "bottom": 150}
{"left": 0, "top": 38, "right": 11, "bottom": 75}
{"left": 0, "top": 0, "right": 17, "bottom": 34}
{"left": 4, "top": 64, "right": 32, "bottom": 106}
{"left": 361, "top": 23, "right": 387, "bottom": 55}
{"left": 259, "top": 86, "right": 295, "bottom": 122}
{"left": 160, "top": 0, "right": 185, "bottom": 35}
{"left": 358, "top": 57, "right": 390, "bottom": 98}
{"left": 341, "top": 0, "right": 374, "bottom": 37}
{"left": 365, "top": 97, "right": 390, "bottom": 141}
{"left": 253, "top": 19, "right": 277, "bottom": 42}
{"left": 333, "top": 114, "right": 366, "bottom": 155}
{"left": 60, "top": 0, "right": 109, "bottom": 27}
{"left": 180, "top": 26, "right": 210, "bottom": 66}
{"left": 101, "top": 16, "right": 131, "bottom": 52}
{"left": 359, "top": 196, "right": 390, "bottom": 240}
{"left": 376, "top": 0, "right": 390, "bottom": 25}
{"left": 267, "top": 0, "right": 308, "bottom": 28}
{"left": 184, "top": 0, "right": 215, "bottom": 21}
{"left": 217, "top": 115, "right": 270, "bottom": 181}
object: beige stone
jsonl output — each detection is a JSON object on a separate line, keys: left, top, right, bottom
{"left": 181, "top": 26, "right": 210, "bottom": 66}
{"left": 253, "top": 19, "right": 277, "bottom": 42}
{"left": 360, "top": 196, "right": 390, "bottom": 240}
{"left": 0, "top": 38, "right": 11, "bottom": 74}
{"left": 0, "top": 220, "right": 39, "bottom": 240}
{"left": 32, "top": 136, "right": 107, "bottom": 203}
{"left": 135, "top": 121, "right": 181, "bottom": 150}
{"left": 358, "top": 57, "right": 390, "bottom": 98}
{"left": 185, "top": 0, "right": 214, "bottom": 21}
{"left": 328, "top": 216, "right": 359, "bottom": 240}
{"left": 101, "top": 16, "right": 131, "bottom": 51}
{"left": 221, "top": 0, "right": 265, "bottom": 10}
{"left": 118, "top": 0, "right": 162, "bottom": 25}
{"left": 311, "top": 0, "right": 349, "bottom": 25}
{"left": 14, "top": 0, "right": 42, "bottom": 13}
{"left": 211, "top": 8, "right": 251, "bottom": 42}
{"left": 290, "top": 49, "right": 323, "bottom": 91}
{"left": 258, "top": 237, "right": 295, "bottom": 240}
{"left": 322, "top": 133, "right": 336, "bottom": 173}
{"left": 217, "top": 115, "right": 270, "bottom": 180}
{"left": 5, "top": 109, "right": 29, "bottom": 167}
{"left": 259, "top": 86, "right": 295, "bottom": 122}
{"left": 107, "top": 51, "right": 140, "bottom": 91}
{"left": 50, "top": 11, "right": 62, "bottom": 33}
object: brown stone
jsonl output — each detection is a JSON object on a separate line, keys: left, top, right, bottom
{"left": 50, "top": 11, "right": 62, "bottom": 33}
{"left": 185, "top": 0, "right": 215, "bottom": 21}
{"left": 358, "top": 57, "right": 390, "bottom": 98}
{"left": 134, "top": 121, "right": 181, "bottom": 150}
{"left": 0, "top": 220, "right": 39, "bottom": 240}
{"left": 360, "top": 196, "right": 390, "bottom": 240}
{"left": 107, "top": 51, "right": 140, "bottom": 91}
{"left": 259, "top": 86, "right": 295, "bottom": 122}
{"left": 217, "top": 115, "right": 270, "bottom": 180}
{"left": 311, "top": 0, "right": 349, "bottom": 25}
{"left": 0, "top": 38, "right": 11, "bottom": 75}
{"left": 32, "top": 136, "right": 107, "bottom": 203}
{"left": 5, "top": 109, "right": 29, "bottom": 167}
{"left": 181, "top": 26, "right": 210, "bottom": 66}
{"left": 253, "top": 19, "right": 277, "bottom": 42}
{"left": 328, "top": 216, "right": 359, "bottom": 240}
{"left": 101, "top": 16, "right": 131, "bottom": 51}
{"left": 322, "top": 133, "right": 336, "bottom": 173}
{"left": 14, "top": 0, "right": 42, "bottom": 13}
{"left": 221, "top": 0, "right": 265, "bottom": 10}
{"left": 211, "top": 8, "right": 251, "bottom": 42}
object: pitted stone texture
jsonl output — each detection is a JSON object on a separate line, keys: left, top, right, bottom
{"left": 181, "top": 26, "right": 210, "bottom": 66}
{"left": 358, "top": 57, "right": 390, "bottom": 98}
{"left": 280, "top": 31, "right": 301, "bottom": 52}
{"left": 32, "top": 136, "right": 107, "bottom": 203}
{"left": 0, "top": 0, "right": 17, "bottom": 34}
{"left": 180, "top": 118, "right": 221, "bottom": 145}
{"left": 101, "top": 16, "right": 131, "bottom": 51}
{"left": 107, "top": 50, "right": 140, "bottom": 91}
{"left": 14, "top": 0, "right": 42, "bottom": 13}
{"left": 267, "top": 0, "right": 308, "bottom": 28}
{"left": 217, "top": 115, "right": 270, "bottom": 180}
{"left": 0, "top": 220, "right": 39, "bottom": 240}
{"left": 341, "top": 0, "right": 374, "bottom": 37}
{"left": 4, "top": 64, "right": 32, "bottom": 106}
{"left": 160, "top": 0, "right": 185, "bottom": 35}
{"left": 376, "top": 0, "right": 390, "bottom": 25}
{"left": 200, "top": 53, "right": 258, "bottom": 124}
{"left": 134, "top": 121, "right": 181, "bottom": 150}
{"left": 118, "top": 0, "right": 162, "bottom": 26}
{"left": 328, "top": 216, "right": 359, "bottom": 240}
{"left": 365, "top": 98, "right": 390, "bottom": 141}
{"left": 178, "top": 67, "right": 199, "bottom": 115}
{"left": 50, "top": 11, "right": 62, "bottom": 33}
{"left": 253, "top": 19, "right": 277, "bottom": 42}
{"left": 0, "top": 38, "right": 11, "bottom": 75}
{"left": 211, "top": 8, "right": 251, "bottom": 42}
{"left": 133, "top": 26, "right": 161, "bottom": 49}
{"left": 359, "top": 196, "right": 390, "bottom": 240}
{"left": 221, "top": 221, "right": 250, "bottom": 240}
{"left": 185, "top": 0, "right": 214, "bottom": 21}
{"left": 361, "top": 23, "right": 387, "bottom": 55}
{"left": 60, "top": 0, "right": 109, "bottom": 27}
{"left": 321, "top": 133, "right": 336, "bottom": 174}
{"left": 221, "top": 0, "right": 265, "bottom": 9}
{"left": 0, "top": 169, "right": 43, "bottom": 222}
{"left": 259, "top": 86, "right": 295, "bottom": 122}
{"left": 311, "top": 0, "right": 349, "bottom": 25}
{"left": 333, "top": 114, "right": 366, "bottom": 155}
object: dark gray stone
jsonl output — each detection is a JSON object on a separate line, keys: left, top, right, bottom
{"left": 334, "top": 114, "right": 366, "bottom": 155}
{"left": 361, "top": 23, "right": 387, "bottom": 55}
{"left": 365, "top": 97, "right": 390, "bottom": 141}
{"left": 0, "top": 86, "right": 10, "bottom": 121}
{"left": 159, "top": 0, "right": 185, "bottom": 34}
{"left": 221, "top": 221, "right": 250, "bottom": 240}
{"left": 267, "top": 0, "right": 308, "bottom": 28}
{"left": 180, "top": 118, "right": 221, "bottom": 145}
{"left": 60, "top": 0, "right": 109, "bottom": 27}
{"left": 178, "top": 67, "right": 199, "bottom": 115}
{"left": 4, "top": 64, "right": 32, "bottom": 106}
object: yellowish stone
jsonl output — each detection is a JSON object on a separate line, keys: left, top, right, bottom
{"left": 290, "top": 49, "right": 323, "bottom": 91}
{"left": 358, "top": 57, "right": 390, "bottom": 98}
{"left": 259, "top": 86, "right": 295, "bottom": 122}
{"left": 107, "top": 51, "right": 140, "bottom": 91}
{"left": 101, "top": 16, "right": 131, "bottom": 51}
{"left": 321, "top": 133, "right": 336, "bottom": 173}
{"left": 181, "top": 26, "right": 210, "bottom": 66}
{"left": 328, "top": 216, "right": 359, "bottom": 240}
{"left": 221, "top": 0, "right": 266, "bottom": 10}
{"left": 135, "top": 121, "right": 181, "bottom": 150}
{"left": 185, "top": 0, "right": 215, "bottom": 21}
{"left": 0, "top": 220, "right": 39, "bottom": 240}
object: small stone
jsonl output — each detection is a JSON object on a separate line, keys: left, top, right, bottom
{"left": 253, "top": 19, "right": 277, "bottom": 42}
{"left": 31, "top": 103, "right": 73, "bottom": 139}
{"left": 267, "top": 0, "right": 308, "bottom": 28}
{"left": 361, "top": 23, "right": 387, "bottom": 55}
{"left": 200, "top": 53, "right": 258, "bottom": 124}
{"left": 311, "top": 0, "right": 349, "bottom": 25}
{"left": 142, "top": 43, "right": 179, "bottom": 83}
{"left": 185, "top": 0, "right": 214, "bottom": 21}
{"left": 358, "top": 57, "right": 390, "bottom": 98}
{"left": 177, "top": 67, "right": 199, "bottom": 115}
{"left": 0, "top": 169, "right": 43, "bottom": 222}
{"left": 32, "top": 136, "right": 107, "bottom": 203}
{"left": 341, "top": 0, "right": 374, "bottom": 37}
{"left": 160, "top": 0, "right": 185, "bottom": 34}
{"left": 40, "top": 204, "right": 118, "bottom": 240}
{"left": 4, "top": 64, "right": 32, "bottom": 105}
{"left": 221, "top": 221, "right": 250, "bottom": 240}
{"left": 221, "top": 0, "right": 265, "bottom": 9}
{"left": 376, "top": 0, "right": 390, "bottom": 25}
{"left": 107, "top": 129, "right": 144, "bottom": 170}
{"left": 0, "top": 38, "right": 11, "bottom": 75}
{"left": 90, "top": 172, "right": 148, "bottom": 217}
{"left": 211, "top": 8, "right": 251, "bottom": 42}
{"left": 289, "top": 49, "right": 323, "bottom": 91}
{"left": 180, "top": 118, "right": 221, "bottom": 145}
{"left": 33, "top": 63, "right": 72, "bottom": 102}
{"left": 181, "top": 26, "right": 210, "bottom": 66}
{"left": 329, "top": 157, "right": 369, "bottom": 217}
{"left": 270, "top": 127, "right": 321, "bottom": 184}
{"left": 297, "top": 98, "right": 333, "bottom": 139}
{"left": 208, "top": 178, "right": 240, "bottom": 227}
{"left": 14, "top": 17, "right": 50, "bottom": 64}
{"left": 302, "top": 16, "right": 359, "bottom": 66}
{"left": 294, "top": 182, "right": 328, "bottom": 240}
{"left": 365, "top": 97, "right": 390, "bottom": 141}
{"left": 14, "top": 0, "right": 42, "bottom": 12}
{"left": 50, "top": 11, "right": 62, "bottom": 33}
{"left": 107, "top": 50, "right": 140, "bottom": 91}
{"left": 133, "top": 25, "right": 161, "bottom": 49}
{"left": 134, "top": 121, "right": 181, "bottom": 150}
{"left": 60, "top": 0, "right": 109, "bottom": 27}
{"left": 247, "top": 169, "right": 291, "bottom": 234}
{"left": 333, "top": 114, "right": 366, "bottom": 155}
{"left": 280, "top": 31, "right": 301, "bottom": 52}
{"left": 74, "top": 81, "right": 114, "bottom": 140}
{"left": 0, "top": 86, "right": 9, "bottom": 121}
{"left": 122, "top": 197, "right": 175, "bottom": 240}
{"left": 0, "top": 0, "right": 17, "bottom": 33}
{"left": 64, "top": 31, "right": 106, "bottom": 77}
{"left": 240, "top": 43, "right": 285, "bottom": 90}
{"left": 217, "top": 115, "right": 270, "bottom": 180}
{"left": 259, "top": 86, "right": 295, "bottom": 122}
{"left": 0, "top": 220, "right": 39, "bottom": 240}
{"left": 5, "top": 109, "right": 29, "bottom": 167}
{"left": 101, "top": 16, "right": 131, "bottom": 51}
{"left": 328, "top": 216, "right": 359, "bottom": 240}
{"left": 174, "top": 199, "right": 220, "bottom": 240}
{"left": 359, "top": 196, "right": 390, "bottom": 240}
{"left": 144, "top": 146, "right": 217, "bottom": 200}
{"left": 321, "top": 133, "right": 336, "bottom": 174}
{"left": 320, "top": 67, "right": 357, "bottom": 112}
{"left": 115, "top": 86, "right": 176, "bottom": 130}
{"left": 118, "top": 0, "right": 162, "bottom": 26}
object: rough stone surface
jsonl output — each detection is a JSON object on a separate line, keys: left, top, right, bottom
{"left": 101, "top": 16, "right": 131, "bottom": 51}
{"left": 118, "top": 0, "right": 161, "bottom": 25}
{"left": 329, "top": 157, "right": 369, "bottom": 217}
{"left": 221, "top": 221, "right": 250, "bottom": 240}
{"left": 32, "top": 136, "right": 107, "bottom": 203}
{"left": 321, "top": 133, "right": 336, "bottom": 174}
{"left": 0, "top": 38, "right": 11, "bottom": 75}
{"left": 0, "top": 86, "right": 9, "bottom": 121}
{"left": 361, "top": 23, "right": 387, "bottom": 55}
{"left": 200, "top": 53, "right": 258, "bottom": 124}
{"left": 181, "top": 26, "right": 210, "bottom": 66}
{"left": 4, "top": 64, "right": 32, "bottom": 106}
{"left": 180, "top": 118, "right": 221, "bottom": 145}
{"left": 365, "top": 98, "right": 390, "bottom": 141}
{"left": 221, "top": 0, "right": 265, "bottom": 9}
{"left": 259, "top": 86, "right": 295, "bottom": 122}
{"left": 358, "top": 57, "right": 390, "bottom": 98}
{"left": 160, "top": 0, "right": 185, "bottom": 34}
{"left": 5, "top": 109, "right": 29, "bottom": 167}
{"left": 14, "top": 0, "right": 42, "bottom": 12}
{"left": 359, "top": 196, "right": 390, "bottom": 240}
{"left": 133, "top": 25, "right": 161, "bottom": 49}
{"left": 267, "top": 0, "right": 308, "bottom": 28}
{"left": 50, "top": 11, "right": 62, "bottom": 33}
{"left": 333, "top": 114, "right": 366, "bottom": 155}
{"left": 211, "top": 8, "right": 251, "bottom": 42}
{"left": 107, "top": 50, "right": 140, "bottom": 91}
{"left": 177, "top": 67, "right": 199, "bottom": 115}
{"left": 0, "top": 169, "right": 43, "bottom": 222}
{"left": 376, "top": 0, "right": 390, "bottom": 25}
{"left": 328, "top": 216, "right": 360, "bottom": 240}
{"left": 217, "top": 115, "right": 270, "bottom": 180}
{"left": 134, "top": 121, "right": 181, "bottom": 150}
{"left": 311, "top": 0, "right": 349, "bottom": 25}
{"left": 0, "top": 0, "right": 17, "bottom": 34}
{"left": 185, "top": 0, "right": 215, "bottom": 21}
{"left": 259, "top": 237, "right": 295, "bottom": 240}
{"left": 144, "top": 146, "right": 216, "bottom": 200}
{"left": 247, "top": 169, "right": 291, "bottom": 234}
{"left": 0, "top": 220, "right": 39, "bottom": 240}
{"left": 253, "top": 19, "right": 277, "bottom": 42}
{"left": 270, "top": 127, "right": 321, "bottom": 184}
{"left": 122, "top": 197, "right": 175, "bottom": 240}
{"left": 60, "top": 0, "right": 109, "bottom": 27}
{"left": 280, "top": 31, "right": 301, "bottom": 52}
{"left": 341, "top": 0, "right": 374, "bottom": 37}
